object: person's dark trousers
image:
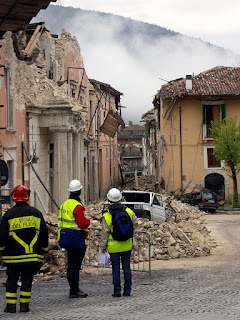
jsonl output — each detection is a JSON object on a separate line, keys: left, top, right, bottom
{"left": 66, "top": 246, "right": 86, "bottom": 295}
{"left": 110, "top": 250, "right": 132, "bottom": 295}
{"left": 5, "top": 264, "right": 38, "bottom": 309}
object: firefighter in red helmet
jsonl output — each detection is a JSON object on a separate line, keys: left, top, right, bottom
{"left": 0, "top": 185, "right": 48, "bottom": 313}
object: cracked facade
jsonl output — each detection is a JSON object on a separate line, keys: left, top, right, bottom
{"left": 0, "top": 24, "right": 123, "bottom": 212}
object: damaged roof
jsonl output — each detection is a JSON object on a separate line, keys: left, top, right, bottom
{"left": 157, "top": 66, "right": 240, "bottom": 100}
{"left": 89, "top": 79, "right": 123, "bottom": 97}
{"left": 0, "top": 0, "right": 56, "bottom": 38}
{"left": 141, "top": 108, "right": 155, "bottom": 121}
{"left": 118, "top": 124, "right": 144, "bottom": 139}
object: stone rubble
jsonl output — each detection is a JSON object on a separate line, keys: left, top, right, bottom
{"left": 1, "top": 177, "right": 217, "bottom": 277}
{"left": 42, "top": 177, "right": 217, "bottom": 276}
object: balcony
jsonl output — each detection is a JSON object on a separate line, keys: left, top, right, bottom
{"left": 122, "top": 166, "right": 144, "bottom": 176}
{"left": 122, "top": 152, "right": 143, "bottom": 159}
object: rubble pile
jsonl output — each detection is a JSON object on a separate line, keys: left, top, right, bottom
{"left": 37, "top": 175, "right": 217, "bottom": 275}
{"left": 122, "top": 175, "right": 158, "bottom": 191}
{"left": 85, "top": 199, "right": 216, "bottom": 262}
{"left": 41, "top": 213, "right": 66, "bottom": 277}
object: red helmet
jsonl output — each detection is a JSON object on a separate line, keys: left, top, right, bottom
{"left": 12, "top": 185, "right": 29, "bottom": 202}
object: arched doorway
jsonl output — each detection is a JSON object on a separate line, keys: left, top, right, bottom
{"left": 205, "top": 173, "right": 225, "bottom": 198}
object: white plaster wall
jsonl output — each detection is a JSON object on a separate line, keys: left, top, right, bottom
{"left": 28, "top": 115, "right": 49, "bottom": 212}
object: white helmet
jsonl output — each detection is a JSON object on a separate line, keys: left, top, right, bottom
{"left": 107, "top": 188, "right": 122, "bottom": 202}
{"left": 68, "top": 179, "right": 83, "bottom": 192}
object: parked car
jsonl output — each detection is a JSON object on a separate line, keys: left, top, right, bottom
{"left": 180, "top": 191, "right": 219, "bottom": 213}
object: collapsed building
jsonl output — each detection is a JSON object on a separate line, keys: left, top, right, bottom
{"left": 0, "top": 23, "right": 124, "bottom": 213}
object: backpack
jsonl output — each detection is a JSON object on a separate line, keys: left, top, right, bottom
{"left": 111, "top": 210, "right": 134, "bottom": 241}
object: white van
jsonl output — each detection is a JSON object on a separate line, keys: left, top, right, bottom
{"left": 120, "top": 190, "right": 166, "bottom": 223}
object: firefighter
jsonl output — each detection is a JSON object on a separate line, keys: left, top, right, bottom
{"left": 0, "top": 185, "right": 48, "bottom": 313}
{"left": 58, "top": 179, "right": 90, "bottom": 298}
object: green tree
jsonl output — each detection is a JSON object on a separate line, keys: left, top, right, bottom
{"left": 211, "top": 117, "right": 240, "bottom": 202}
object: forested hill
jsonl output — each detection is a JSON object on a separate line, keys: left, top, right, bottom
{"left": 33, "top": 5, "right": 238, "bottom": 123}
{"left": 35, "top": 5, "right": 178, "bottom": 42}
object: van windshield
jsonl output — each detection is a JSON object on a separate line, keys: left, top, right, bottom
{"left": 122, "top": 192, "right": 150, "bottom": 203}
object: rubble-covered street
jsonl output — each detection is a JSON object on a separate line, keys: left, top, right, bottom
{"left": 41, "top": 176, "right": 217, "bottom": 277}
{"left": 1, "top": 214, "right": 240, "bottom": 320}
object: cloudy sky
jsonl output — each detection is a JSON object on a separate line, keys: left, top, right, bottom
{"left": 49, "top": 0, "right": 240, "bottom": 123}
{"left": 56, "top": 0, "right": 240, "bottom": 54}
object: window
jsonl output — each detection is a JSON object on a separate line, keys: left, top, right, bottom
{"left": 204, "top": 146, "right": 222, "bottom": 169}
{"left": 202, "top": 102, "right": 225, "bottom": 139}
{"left": 153, "top": 194, "right": 163, "bottom": 206}
{"left": 145, "top": 123, "right": 150, "bottom": 144}
{"left": 207, "top": 148, "right": 221, "bottom": 168}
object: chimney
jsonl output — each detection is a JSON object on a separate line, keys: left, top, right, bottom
{"left": 129, "top": 121, "right": 133, "bottom": 126}
{"left": 186, "top": 75, "right": 192, "bottom": 91}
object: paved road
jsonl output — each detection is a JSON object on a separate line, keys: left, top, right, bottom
{"left": 0, "top": 214, "right": 240, "bottom": 320}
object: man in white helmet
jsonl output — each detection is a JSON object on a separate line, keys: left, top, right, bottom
{"left": 100, "top": 188, "right": 138, "bottom": 297}
{"left": 58, "top": 179, "right": 90, "bottom": 298}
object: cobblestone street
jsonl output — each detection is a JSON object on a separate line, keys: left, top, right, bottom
{"left": 1, "top": 214, "right": 240, "bottom": 320}
{"left": 1, "top": 265, "right": 240, "bottom": 320}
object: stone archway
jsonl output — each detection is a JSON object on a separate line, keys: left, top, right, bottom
{"left": 205, "top": 173, "right": 225, "bottom": 198}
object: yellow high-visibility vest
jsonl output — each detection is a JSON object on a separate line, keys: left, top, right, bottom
{"left": 103, "top": 207, "right": 134, "bottom": 253}
{"left": 58, "top": 199, "right": 87, "bottom": 240}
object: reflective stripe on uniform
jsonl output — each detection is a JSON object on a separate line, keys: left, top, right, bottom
{"left": 2, "top": 253, "right": 44, "bottom": 264}
{"left": 20, "top": 291, "right": 31, "bottom": 303}
{"left": 58, "top": 218, "right": 76, "bottom": 223}
{"left": 3, "top": 257, "right": 44, "bottom": 263}
{"left": 6, "top": 292, "right": 17, "bottom": 304}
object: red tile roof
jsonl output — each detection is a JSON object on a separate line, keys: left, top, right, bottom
{"left": 157, "top": 66, "right": 240, "bottom": 100}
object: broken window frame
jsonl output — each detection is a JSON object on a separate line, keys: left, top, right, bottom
{"left": 202, "top": 101, "right": 226, "bottom": 139}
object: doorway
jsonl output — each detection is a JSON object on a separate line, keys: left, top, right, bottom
{"left": 205, "top": 173, "right": 225, "bottom": 198}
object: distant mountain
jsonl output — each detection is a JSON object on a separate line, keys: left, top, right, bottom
{"left": 33, "top": 5, "right": 239, "bottom": 123}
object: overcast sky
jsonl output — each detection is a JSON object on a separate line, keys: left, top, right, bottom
{"left": 50, "top": 0, "right": 240, "bottom": 123}
{"left": 56, "top": 0, "right": 240, "bottom": 54}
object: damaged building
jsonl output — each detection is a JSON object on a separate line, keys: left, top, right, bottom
{"left": 153, "top": 67, "right": 240, "bottom": 199}
{"left": 118, "top": 121, "right": 144, "bottom": 176}
{"left": 0, "top": 23, "right": 123, "bottom": 212}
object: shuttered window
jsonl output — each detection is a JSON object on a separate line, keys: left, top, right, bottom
{"left": 221, "top": 104, "right": 226, "bottom": 120}
{"left": 145, "top": 123, "right": 150, "bottom": 145}
{"left": 202, "top": 104, "right": 206, "bottom": 124}
{"left": 207, "top": 148, "right": 221, "bottom": 168}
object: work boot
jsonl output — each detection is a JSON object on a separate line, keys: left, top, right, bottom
{"left": 78, "top": 290, "right": 88, "bottom": 298}
{"left": 112, "top": 293, "right": 121, "bottom": 297}
{"left": 123, "top": 292, "right": 131, "bottom": 296}
{"left": 20, "top": 303, "right": 30, "bottom": 313}
{"left": 4, "top": 304, "right": 16, "bottom": 313}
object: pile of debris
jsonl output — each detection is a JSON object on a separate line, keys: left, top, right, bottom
{"left": 1, "top": 178, "right": 216, "bottom": 276}
{"left": 41, "top": 195, "right": 217, "bottom": 276}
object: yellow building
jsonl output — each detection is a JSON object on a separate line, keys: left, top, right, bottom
{"left": 153, "top": 66, "right": 240, "bottom": 199}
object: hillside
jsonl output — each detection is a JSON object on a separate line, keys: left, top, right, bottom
{"left": 33, "top": 5, "right": 239, "bottom": 123}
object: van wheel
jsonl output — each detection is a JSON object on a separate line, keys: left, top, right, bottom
{"left": 145, "top": 212, "right": 151, "bottom": 220}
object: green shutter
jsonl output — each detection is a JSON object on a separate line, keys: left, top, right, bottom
{"left": 202, "top": 104, "right": 206, "bottom": 124}
{"left": 221, "top": 104, "right": 226, "bottom": 120}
